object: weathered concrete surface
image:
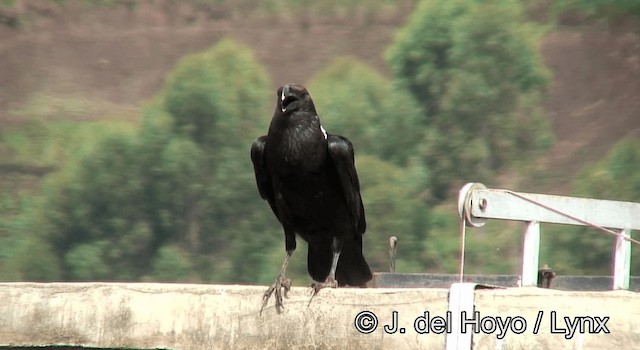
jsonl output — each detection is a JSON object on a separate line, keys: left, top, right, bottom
{"left": 472, "top": 288, "right": 640, "bottom": 349}
{"left": 0, "top": 283, "right": 638, "bottom": 349}
{"left": 372, "top": 272, "right": 640, "bottom": 291}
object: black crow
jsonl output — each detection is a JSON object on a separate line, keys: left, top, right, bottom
{"left": 251, "top": 84, "right": 372, "bottom": 314}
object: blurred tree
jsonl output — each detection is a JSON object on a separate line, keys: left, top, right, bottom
{"left": 164, "top": 38, "right": 270, "bottom": 152}
{"left": 357, "top": 155, "right": 430, "bottom": 272}
{"left": 7, "top": 235, "right": 61, "bottom": 281}
{"left": 44, "top": 38, "right": 275, "bottom": 282}
{"left": 307, "top": 57, "right": 425, "bottom": 165}
{"left": 46, "top": 134, "right": 152, "bottom": 280}
{"left": 542, "top": 136, "right": 640, "bottom": 275}
{"left": 151, "top": 245, "right": 194, "bottom": 282}
{"left": 64, "top": 241, "right": 111, "bottom": 280}
{"left": 554, "top": 0, "right": 640, "bottom": 19}
{"left": 387, "top": 0, "right": 551, "bottom": 201}
{"left": 573, "top": 136, "right": 640, "bottom": 201}
{"left": 0, "top": 193, "right": 61, "bottom": 282}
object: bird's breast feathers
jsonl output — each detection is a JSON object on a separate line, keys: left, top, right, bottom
{"left": 269, "top": 116, "right": 328, "bottom": 168}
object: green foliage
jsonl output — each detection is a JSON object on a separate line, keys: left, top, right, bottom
{"left": 12, "top": 236, "right": 62, "bottom": 281}
{"left": 357, "top": 156, "right": 430, "bottom": 272}
{"left": 0, "top": 96, "right": 137, "bottom": 282}
{"left": 64, "top": 242, "right": 111, "bottom": 280}
{"left": 307, "top": 57, "right": 425, "bottom": 165}
{"left": 540, "top": 225, "right": 615, "bottom": 276}
{"left": 0, "top": 193, "right": 61, "bottom": 281}
{"left": 555, "top": 0, "right": 640, "bottom": 18}
{"left": 573, "top": 137, "right": 640, "bottom": 201}
{"left": 221, "top": 0, "right": 404, "bottom": 19}
{"left": 425, "top": 207, "right": 521, "bottom": 275}
{"left": 0, "top": 116, "right": 136, "bottom": 171}
{"left": 151, "top": 245, "right": 194, "bottom": 282}
{"left": 48, "top": 0, "right": 136, "bottom": 10}
{"left": 164, "top": 38, "right": 270, "bottom": 149}
{"left": 387, "top": 0, "right": 551, "bottom": 200}
{"left": 140, "top": 38, "right": 274, "bottom": 283}
{"left": 1, "top": 0, "right": 638, "bottom": 290}
{"left": 41, "top": 37, "right": 274, "bottom": 283}
{"left": 46, "top": 134, "right": 152, "bottom": 280}
{"left": 541, "top": 136, "right": 640, "bottom": 275}
{"left": 0, "top": 0, "right": 15, "bottom": 8}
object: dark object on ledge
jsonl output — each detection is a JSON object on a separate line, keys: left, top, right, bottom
{"left": 537, "top": 264, "right": 556, "bottom": 288}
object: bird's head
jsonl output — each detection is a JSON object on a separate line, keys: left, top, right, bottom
{"left": 276, "top": 84, "right": 316, "bottom": 114}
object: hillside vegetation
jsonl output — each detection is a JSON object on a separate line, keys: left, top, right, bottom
{"left": 0, "top": 0, "right": 639, "bottom": 283}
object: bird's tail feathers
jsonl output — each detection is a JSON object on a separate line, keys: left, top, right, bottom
{"left": 336, "top": 240, "right": 372, "bottom": 287}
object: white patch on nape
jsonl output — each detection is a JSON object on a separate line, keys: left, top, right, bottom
{"left": 281, "top": 89, "right": 286, "bottom": 112}
{"left": 320, "top": 124, "right": 328, "bottom": 139}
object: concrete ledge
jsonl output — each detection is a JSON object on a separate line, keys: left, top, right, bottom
{"left": 0, "top": 283, "right": 638, "bottom": 349}
{"left": 372, "top": 272, "right": 640, "bottom": 291}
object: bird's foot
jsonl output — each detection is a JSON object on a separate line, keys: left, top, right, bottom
{"left": 260, "top": 274, "right": 291, "bottom": 315}
{"left": 307, "top": 276, "right": 338, "bottom": 307}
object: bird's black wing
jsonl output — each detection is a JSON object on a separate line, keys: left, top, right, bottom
{"left": 327, "top": 134, "right": 366, "bottom": 236}
{"left": 251, "top": 136, "right": 279, "bottom": 219}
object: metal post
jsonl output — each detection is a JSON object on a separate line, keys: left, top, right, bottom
{"left": 613, "top": 228, "right": 631, "bottom": 290}
{"left": 521, "top": 221, "right": 540, "bottom": 287}
{"left": 446, "top": 283, "right": 478, "bottom": 350}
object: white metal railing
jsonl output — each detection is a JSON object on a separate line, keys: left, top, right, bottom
{"left": 457, "top": 183, "right": 640, "bottom": 289}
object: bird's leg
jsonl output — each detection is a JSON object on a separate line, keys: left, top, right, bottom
{"left": 260, "top": 249, "right": 293, "bottom": 315}
{"left": 310, "top": 236, "right": 343, "bottom": 297}
{"left": 308, "top": 250, "right": 340, "bottom": 307}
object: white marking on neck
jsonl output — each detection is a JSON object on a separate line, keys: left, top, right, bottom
{"left": 320, "top": 124, "right": 328, "bottom": 140}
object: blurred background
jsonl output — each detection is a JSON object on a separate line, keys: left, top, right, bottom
{"left": 0, "top": 0, "right": 638, "bottom": 285}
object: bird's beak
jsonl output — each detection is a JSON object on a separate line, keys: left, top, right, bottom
{"left": 281, "top": 85, "right": 294, "bottom": 112}
{"left": 281, "top": 86, "right": 287, "bottom": 104}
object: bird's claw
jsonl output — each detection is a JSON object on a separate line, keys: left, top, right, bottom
{"left": 309, "top": 279, "right": 338, "bottom": 295}
{"left": 307, "top": 277, "right": 338, "bottom": 307}
{"left": 260, "top": 275, "right": 291, "bottom": 315}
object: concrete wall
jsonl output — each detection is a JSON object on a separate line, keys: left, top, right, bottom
{"left": 0, "top": 283, "right": 638, "bottom": 349}
{"left": 372, "top": 272, "right": 640, "bottom": 291}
